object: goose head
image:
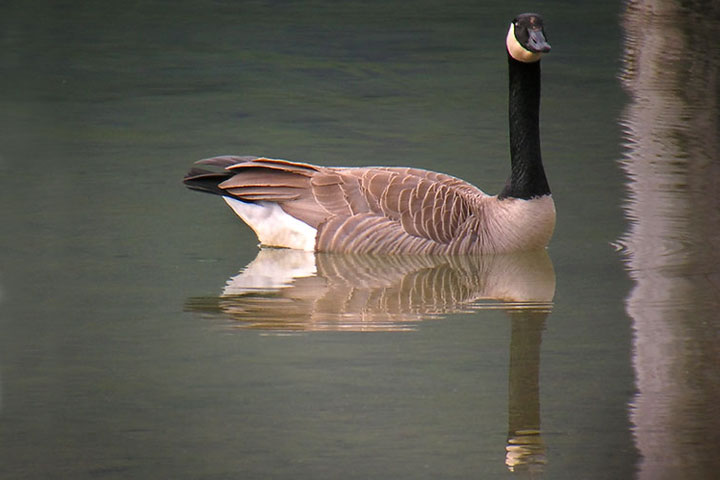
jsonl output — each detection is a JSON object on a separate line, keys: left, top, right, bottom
{"left": 506, "top": 13, "right": 551, "bottom": 63}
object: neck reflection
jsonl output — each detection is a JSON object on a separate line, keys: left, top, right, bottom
{"left": 187, "top": 248, "right": 555, "bottom": 471}
{"left": 505, "top": 309, "right": 547, "bottom": 472}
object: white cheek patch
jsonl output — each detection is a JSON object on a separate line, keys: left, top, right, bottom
{"left": 506, "top": 23, "right": 542, "bottom": 63}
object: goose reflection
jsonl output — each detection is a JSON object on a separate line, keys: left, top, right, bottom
{"left": 187, "top": 248, "right": 554, "bottom": 471}
{"left": 620, "top": 1, "right": 720, "bottom": 478}
{"left": 187, "top": 248, "right": 554, "bottom": 331}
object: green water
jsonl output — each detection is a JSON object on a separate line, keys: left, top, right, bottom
{"left": 1, "top": 1, "right": 717, "bottom": 479}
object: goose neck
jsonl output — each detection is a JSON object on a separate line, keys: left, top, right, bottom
{"left": 499, "top": 55, "right": 550, "bottom": 200}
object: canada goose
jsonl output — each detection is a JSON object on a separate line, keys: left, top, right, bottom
{"left": 184, "top": 13, "right": 555, "bottom": 255}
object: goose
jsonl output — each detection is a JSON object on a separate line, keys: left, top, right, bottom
{"left": 184, "top": 13, "right": 555, "bottom": 255}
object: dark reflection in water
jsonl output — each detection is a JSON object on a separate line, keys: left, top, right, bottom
{"left": 619, "top": 1, "right": 720, "bottom": 478}
{"left": 188, "top": 249, "right": 553, "bottom": 471}
{"left": 506, "top": 309, "right": 547, "bottom": 473}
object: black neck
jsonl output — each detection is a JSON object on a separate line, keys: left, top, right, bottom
{"left": 498, "top": 54, "right": 551, "bottom": 200}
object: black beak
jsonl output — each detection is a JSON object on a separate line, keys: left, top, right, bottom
{"left": 527, "top": 29, "right": 551, "bottom": 53}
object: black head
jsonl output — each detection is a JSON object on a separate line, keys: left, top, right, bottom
{"left": 507, "top": 13, "right": 551, "bottom": 62}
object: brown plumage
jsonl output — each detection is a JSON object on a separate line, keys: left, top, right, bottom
{"left": 184, "top": 155, "right": 555, "bottom": 254}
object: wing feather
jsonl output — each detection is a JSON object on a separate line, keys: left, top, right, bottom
{"left": 310, "top": 173, "right": 353, "bottom": 216}
{"left": 189, "top": 156, "right": 490, "bottom": 253}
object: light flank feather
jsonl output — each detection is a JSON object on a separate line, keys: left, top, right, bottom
{"left": 187, "top": 156, "right": 555, "bottom": 254}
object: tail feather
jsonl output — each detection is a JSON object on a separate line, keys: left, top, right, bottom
{"left": 184, "top": 155, "right": 261, "bottom": 196}
{"left": 183, "top": 156, "right": 320, "bottom": 199}
{"left": 183, "top": 168, "right": 234, "bottom": 196}
{"left": 195, "top": 155, "right": 260, "bottom": 168}
{"left": 227, "top": 157, "right": 320, "bottom": 175}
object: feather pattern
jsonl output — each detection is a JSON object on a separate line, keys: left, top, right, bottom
{"left": 183, "top": 156, "right": 556, "bottom": 254}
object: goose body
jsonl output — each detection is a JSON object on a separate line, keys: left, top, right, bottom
{"left": 184, "top": 13, "right": 555, "bottom": 255}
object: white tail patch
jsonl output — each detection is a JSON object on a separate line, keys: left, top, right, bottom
{"left": 222, "top": 248, "right": 317, "bottom": 295}
{"left": 223, "top": 197, "right": 317, "bottom": 251}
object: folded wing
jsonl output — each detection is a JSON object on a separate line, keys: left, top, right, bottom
{"left": 187, "top": 157, "right": 488, "bottom": 253}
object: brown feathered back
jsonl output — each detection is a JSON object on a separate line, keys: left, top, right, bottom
{"left": 184, "top": 156, "right": 555, "bottom": 254}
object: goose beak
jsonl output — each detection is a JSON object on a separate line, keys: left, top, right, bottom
{"left": 528, "top": 29, "right": 551, "bottom": 53}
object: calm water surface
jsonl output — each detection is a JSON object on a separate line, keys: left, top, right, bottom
{"left": 0, "top": 1, "right": 716, "bottom": 479}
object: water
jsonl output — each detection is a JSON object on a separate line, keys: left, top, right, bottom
{"left": 0, "top": 0, "right": 716, "bottom": 478}
{"left": 618, "top": 2, "right": 720, "bottom": 479}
